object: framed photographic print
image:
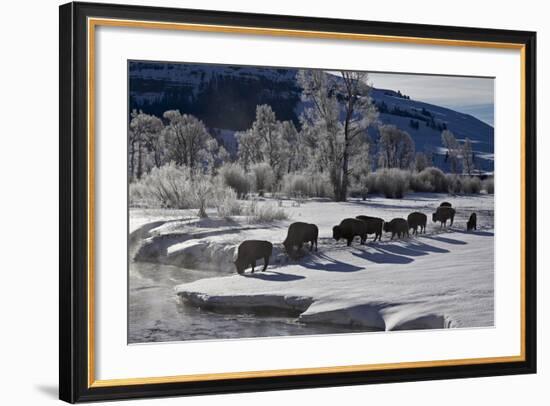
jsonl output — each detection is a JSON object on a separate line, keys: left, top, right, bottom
{"left": 59, "top": 1, "right": 537, "bottom": 403}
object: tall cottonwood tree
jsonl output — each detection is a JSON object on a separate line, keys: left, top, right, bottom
{"left": 236, "top": 104, "right": 291, "bottom": 183}
{"left": 337, "top": 71, "right": 378, "bottom": 200}
{"left": 441, "top": 129, "right": 461, "bottom": 174}
{"left": 163, "top": 111, "right": 214, "bottom": 171}
{"left": 129, "top": 110, "right": 163, "bottom": 180}
{"left": 236, "top": 128, "right": 264, "bottom": 171}
{"left": 461, "top": 137, "right": 475, "bottom": 175}
{"left": 377, "top": 125, "right": 415, "bottom": 170}
{"left": 297, "top": 69, "right": 377, "bottom": 201}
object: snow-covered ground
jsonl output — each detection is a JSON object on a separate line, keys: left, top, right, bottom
{"left": 130, "top": 193, "right": 494, "bottom": 338}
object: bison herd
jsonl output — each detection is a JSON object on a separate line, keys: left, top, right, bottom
{"left": 234, "top": 201, "right": 478, "bottom": 274}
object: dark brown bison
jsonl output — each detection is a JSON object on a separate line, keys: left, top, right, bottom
{"left": 355, "top": 215, "right": 384, "bottom": 242}
{"left": 467, "top": 212, "right": 477, "bottom": 231}
{"left": 283, "top": 222, "right": 318, "bottom": 258}
{"left": 432, "top": 207, "right": 456, "bottom": 228}
{"left": 439, "top": 201, "right": 452, "bottom": 208}
{"left": 383, "top": 218, "right": 409, "bottom": 240}
{"left": 407, "top": 212, "right": 427, "bottom": 235}
{"left": 332, "top": 218, "right": 368, "bottom": 246}
{"left": 234, "top": 240, "right": 273, "bottom": 274}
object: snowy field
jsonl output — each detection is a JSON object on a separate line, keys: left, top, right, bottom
{"left": 129, "top": 193, "right": 494, "bottom": 341}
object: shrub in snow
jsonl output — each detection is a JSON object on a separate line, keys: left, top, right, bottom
{"left": 364, "top": 172, "right": 378, "bottom": 195}
{"left": 213, "top": 185, "right": 243, "bottom": 218}
{"left": 251, "top": 163, "right": 275, "bottom": 196}
{"left": 375, "top": 169, "right": 411, "bottom": 198}
{"left": 309, "top": 173, "right": 334, "bottom": 198}
{"left": 130, "top": 163, "right": 195, "bottom": 209}
{"left": 446, "top": 174, "right": 462, "bottom": 195}
{"left": 282, "top": 173, "right": 309, "bottom": 197}
{"left": 245, "top": 199, "right": 288, "bottom": 223}
{"left": 282, "top": 172, "right": 334, "bottom": 199}
{"left": 461, "top": 176, "right": 481, "bottom": 194}
{"left": 483, "top": 177, "right": 494, "bottom": 194}
{"left": 191, "top": 172, "right": 214, "bottom": 218}
{"left": 219, "top": 163, "right": 250, "bottom": 198}
{"left": 129, "top": 181, "right": 153, "bottom": 208}
{"left": 410, "top": 167, "right": 448, "bottom": 193}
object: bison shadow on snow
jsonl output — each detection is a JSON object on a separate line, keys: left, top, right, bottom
{"left": 243, "top": 271, "right": 305, "bottom": 282}
{"left": 301, "top": 253, "right": 363, "bottom": 273}
{"left": 352, "top": 238, "right": 449, "bottom": 265}
{"left": 377, "top": 240, "right": 449, "bottom": 257}
{"left": 422, "top": 234, "right": 467, "bottom": 245}
{"left": 352, "top": 248, "right": 414, "bottom": 265}
{"left": 451, "top": 229, "right": 494, "bottom": 237}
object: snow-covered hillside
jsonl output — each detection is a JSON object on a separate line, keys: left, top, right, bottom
{"left": 130, "top": 62, "right": 494, "bottom": 173}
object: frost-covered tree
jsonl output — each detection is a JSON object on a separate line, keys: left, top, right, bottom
{"left": 279, "top": 120, "right": 302, "bottom": 174}
{"left": 251, "top": 162, "right": 275, "bottom": 196}
{"left": 415, "top": 151, "right": 429, "bottom": 172}
{"left": 129, "top": 110, "right": 163, "bottom": 180}
{"left": 378, "top": 125, "right": 415, "bottom": 170}
{"left": 350, "top": 143, "right": 372, "bottom": 200}
{"left": 338, "top": 71, "right": 378, "bottom": 200}
{"left": 253, "top": 105, "right": 283, "bottom": 169}
{"left": 441, "top": 129, "right": 461, "bottom": 174}
{"left": 461, "top": 137, "right": 475, "bottom": 175}
{"left": 297, "top": 69, "right": 377, "bottom": 201}
{"left": 163, "top": 110, "right": 213, "bottom": 171}
{"left": 236, "top": 128, "right": 263, "bottom": 171}
{"left": 297, "top": 69, "right": 342, "bottom": 196}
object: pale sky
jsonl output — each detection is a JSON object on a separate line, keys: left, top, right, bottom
{"left": 367, "top": 72, "right": 495, "bottom": 126}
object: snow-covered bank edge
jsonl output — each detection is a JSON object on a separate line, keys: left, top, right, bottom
{"left": 176, "top": 286, "right": 455, "bottom": 332}
{"left": 179, "top": 290, "right": 314, "bottom": 316}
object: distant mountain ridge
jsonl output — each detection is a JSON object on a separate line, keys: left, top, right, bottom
{"left": 129, "top": 61, "right": 494, "bottom": 173}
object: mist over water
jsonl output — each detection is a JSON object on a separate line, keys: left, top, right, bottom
{"left": 129, "top": 261, "right": 358, "bottom": 343}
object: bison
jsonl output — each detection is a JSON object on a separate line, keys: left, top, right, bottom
{"left": 234, "top": 240, "right": 273, "bottom": 274}
{"left": 407, "top": 212, "right": 427, "bottom": 235}
{"left": 355, "top": 215, "right": 384, "bottom": 242}
{"left": 332, "top": 218, "right": 368, "bottom": 246}
{"left": 432, "top": 207, "right": 456, "bottom": 228}
{"left": 283, "top": 222, "right": 319, "bottom": 258}
{"left": 467, "top": 212, "right": 477, "bottom": 231}
{"left": 383, "top": 218, "right": 409, "bottom": 240}
{"left": 439, "top": 201, "right": 452, "bottom": 208}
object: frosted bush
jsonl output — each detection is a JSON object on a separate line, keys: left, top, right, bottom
{"left": 411, "top": 167, "right": 448, "bottom": 193}
{"left": 483, "top": 177, "right": 494, "bottom": 194}
{"left": 130, "top": 163, "right": 195, "bottom": 209}
{"left": 251, "top": 163, "right": 275, "bottom": 196}
{"left": 219, "top": 163, "right": 250, "bottom": 198}
{"left": 129, "top": 182, "right": 153, "bottom": 207}
{"left": 461, "top": 176, "right": 481, "bottom": 194}
{"left": 446, "top": 174, "right": 462, "bottom": 194}
{"left": 375, "top": 169, "right": 411, "bottom": 198}
{"left": 364, "top": 173, "right": 378, "bottom": 195}
{"left": 213, "top": 186, "right": 243, "bottom": 218}
{"left": 245, "top": 199, "right": 288, "bottom": 223}
{"left": 282, "top": 173, "right": 309, "bottom": 197}
{"left": 282, "top": 172, "right": 333, "bottom": 198}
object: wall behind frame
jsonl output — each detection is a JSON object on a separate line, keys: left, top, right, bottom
{"left": 0, "top": 0, "right": 545, "bottom": 405}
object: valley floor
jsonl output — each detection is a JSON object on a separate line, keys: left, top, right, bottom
{"left": 130, "top": 193, "right": 494, "bottom": 341}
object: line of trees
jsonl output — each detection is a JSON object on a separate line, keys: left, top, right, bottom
{"left": 129, "top": 69, "right": 482, "bottom": 204}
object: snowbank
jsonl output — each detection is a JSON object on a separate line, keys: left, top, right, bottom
{"left": 130, "top": 194, "right": 494, "bottom": 333}
{"left": 175, "top": 228, "right": 494, "bottom": 331}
